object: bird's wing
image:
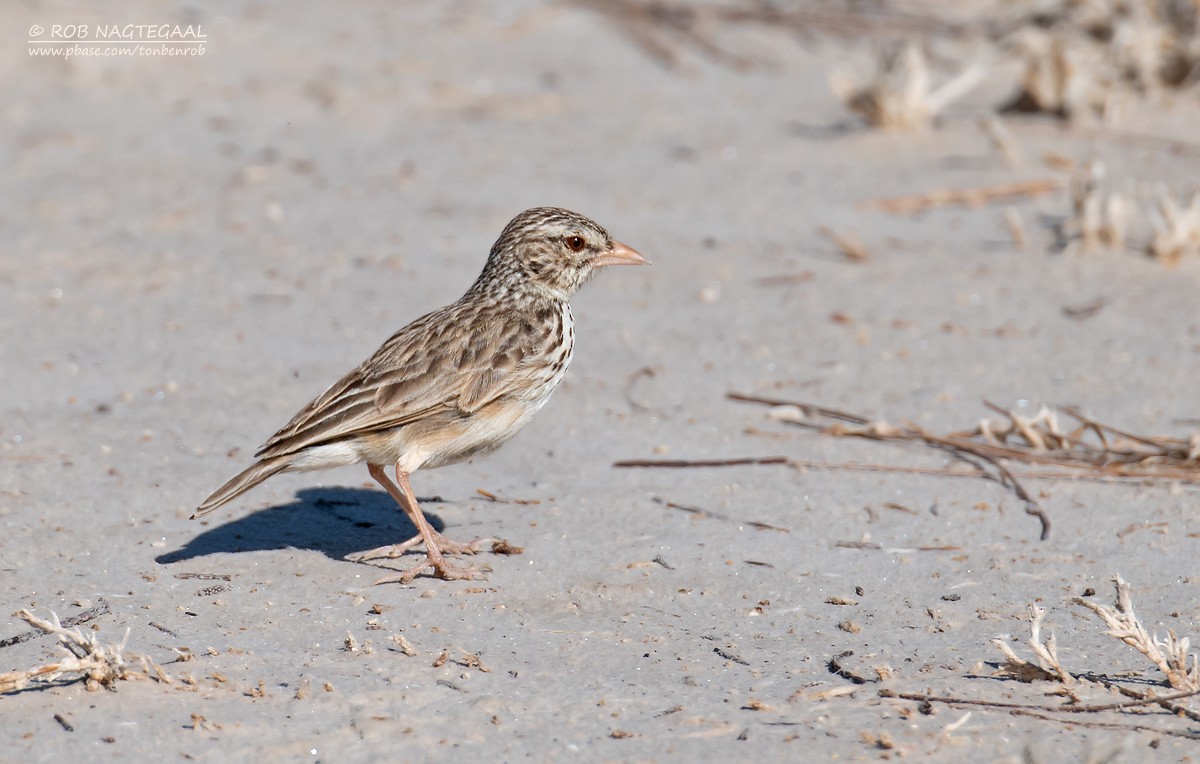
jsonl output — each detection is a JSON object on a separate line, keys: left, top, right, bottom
{"left": 254, "top": 303, "right": 548, "bottom": 460}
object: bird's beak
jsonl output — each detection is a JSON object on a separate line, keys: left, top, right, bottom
{"left": 592, "top": 240, "right": 650, "bottom": 268}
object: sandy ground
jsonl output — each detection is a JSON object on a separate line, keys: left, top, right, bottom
{"left": 4, "top": 1, "right": 1200, "bottom": 760}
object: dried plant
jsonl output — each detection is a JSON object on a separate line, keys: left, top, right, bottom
{"left": 1062, "top": 161, "right": 1133, "bottom": 252}
{"left": 576, "top": 0, "right": 966, "bottom": 72}
{"left": 0, "top": 609, "right": 169, "bottom": 693}
{"left": 834, "top": 40, "right": 984, "bottom": 130}
{"left": 972, "top": 576, "right": 1200, "bottom": 730}
{"left": 954, "top": 401, "right": 1200, "bottom": 473}
{"left": 1007, "top": 28, "right": 1114, "bottom": 120}
{"left": 992, "top": 604, "right": 1074, "bottom": 684}
{"left": 869, "top": 179, "right": 1061, "bottom": 215}
{"left": 726, "top": 393, "right": 1200, "bottom": 540}
{"left": 577, "top": 0, "right": 1197, "bottom": 131}
{"left": 979, "top": 115, "right": 1023, "bottom": 166}
{"left": 1074, "top": 576, "right": 1200, "bottom": 692}
{"left": 1056, "top": 163, "right": 1200, "bottom": 262}
{"left": 1147, "top": 188, "right": 1200, "bottom": 264}
{"left": 888, "top": 585, "right": 1200, "bottom": 734}
{"left": 817, "top": 225, "right": 870, "bottom": 261}
{"left": 1003, "top": 0, "right": 1200, "bottom": 120}
{"left": 1004, "top": 207, "right": 1029, "bottom": 250}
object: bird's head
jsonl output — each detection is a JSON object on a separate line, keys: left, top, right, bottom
{"left": 481, "top": 207, "right": 648, "bottom": 299}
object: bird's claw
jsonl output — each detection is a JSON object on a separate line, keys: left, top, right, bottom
{"left": 348, "top": 531, "right": 488, "bottom": 562}
{"left": 372, "top": 556, "right": 488, "bottom": 585}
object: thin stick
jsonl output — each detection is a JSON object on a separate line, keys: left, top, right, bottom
{"left": 623, "top": 366, "right": 657, "bottom": 412}
{"left": 891, "top": 688, "right": 1200, "bottom": 714}
{"left": 1060, "top": 405, "right": 1189, "bottom": 454}
{"left": 726, "top": 393, "right": 1200, "bottom": 528}
{"left": 1080, "top": 673, "right": 1200, "bottom": 723}
{"left": 616, "top": 452, "right": 1200, "bottom": 486}
{"left": 904, "top": 420, "right": 1052, "bottom": 540}
{"left": 0, "top": 601, "right": 111, "bottom": 650}
{"left": 613, "top": 456, "right": 789, "bottom": 468}
{"left": 867, "top": 179, "right": 1061, "bottom": 214}
{"left": 652, "top": 497, "right": 790, "bottom": 533}
{"left": 754, "top": 271, "right": 813, "bottom": 287}
{"left": 726, "top": 392, "right": 874, "bottom": 424}
{"left": 817, "top": 226, "right": 869, "bottom": 261}
{"left": 727, "top": 393, "right": 1052, "bottom": 540}
{"left": 1004, "top": 708, "right": 1200, "bottom": 741}
{"left": 893, "top": 691, "right": 1200, "bottom": 740}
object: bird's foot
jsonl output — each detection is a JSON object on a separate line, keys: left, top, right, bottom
{"left": 347, "top": 530, "right": 488, "bottom": 562}
{"left": 371, "top": 553, "right": 488, "bottom": 585}
{"left": 432, "top": 531, "right": 491, "bottom": 556}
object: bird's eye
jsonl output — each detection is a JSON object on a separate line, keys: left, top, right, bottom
{"left": 564, "top": 235, "right": 586, "bottom": 252}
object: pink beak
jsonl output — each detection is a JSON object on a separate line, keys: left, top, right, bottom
{"left": 592, "top": 240, "right": 649, "bottom": 268}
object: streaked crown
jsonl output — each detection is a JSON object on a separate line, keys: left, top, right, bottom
{"left": 473, "top": 207, "right": 618, "bottom": 299}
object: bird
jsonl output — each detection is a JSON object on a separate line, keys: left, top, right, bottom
{"left": 193, "top": 207, "right": 648, "bottom": 584}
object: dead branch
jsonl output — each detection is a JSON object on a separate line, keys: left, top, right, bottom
{"left": 817, "top": 226, "right": 870, "bottom": 261}
{"left": 729, "top": 392, "right": 1200, "bottom": 538}
{"left": 887, "top": 688, "right": 1200, "bottom": 714}
{"left": 727, "top": 392, "right": 1052, "bottom": 540}
{"left": 652, "top": 497, "right": 790, "bottom": 532}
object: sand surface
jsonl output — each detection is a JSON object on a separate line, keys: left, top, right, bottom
{"left": 4, "top": 1, "right": 1200, "bottom": 760}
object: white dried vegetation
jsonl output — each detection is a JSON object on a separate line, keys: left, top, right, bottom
{"left": 1007, "top": 0, "right": 1200, "bottom": 121}
{"left": 1064, "top": 161, "right": 1132, "bottom": 252}
{"left": 995, "top": 575, "right": 1200, "bottom": 697}
{"left": 1073, "top": 576, "right": 1200, "bottom": 692}
{"left": 0, "top": 610, "right": 170, "bottom": 693}
{"left": 1062, "top": 161, "right": 1199, "bottom": 264}
{"left": 834, "top": 40, "right": 985, "bottom": 130}
{"left": 992, "top": 604, "right": 1074, "bottom": 684}
{"left": 1148, "top": 189, "right": 1200, "bottom": 264}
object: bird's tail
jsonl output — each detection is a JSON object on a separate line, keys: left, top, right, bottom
{"left": 192, "top": 457, "right": 290, "bottom": 519}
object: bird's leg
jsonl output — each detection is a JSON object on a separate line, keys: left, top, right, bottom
{"left": 349, "top": 468, "right": 489, "bottom": 562}
{"left": 352, "top": 464, "right": 484, "bottom": 584}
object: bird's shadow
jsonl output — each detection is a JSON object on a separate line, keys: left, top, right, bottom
{"left": 156, "top": 487, "right": 451, "bottom": 565}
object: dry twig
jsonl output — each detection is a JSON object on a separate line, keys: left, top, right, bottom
{"left": 622, "top": 395, "right": 1200, "bottom": 543}
{"left": 0, "top": 601, "right": 111, "bottom": 649}
{"left": 868, "top": 179, "right": 1061, "bottom": 214}
{"left": 817, "top": 226, "right": 869, "bottom": 261}
{"left": 734, "top": 393, "right": 1200, "bottom": 480}
{"left": 888, "top": 688, "right": 1200, "bottom": 714}
{"left": 614, "top": 456, "right": 789, "bottom": 468}
{"left": 728, "top": 392, "right": 1054, "bottom": 540}
{"left": 652, "top": 497, "right": 790, "bottom": 533}
{"left": 729, "top": 392, "right": 1200, "bottom": 540}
